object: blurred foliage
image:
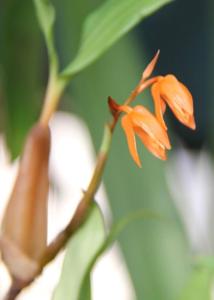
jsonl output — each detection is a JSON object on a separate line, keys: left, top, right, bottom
{"left": 54, "top": 201, "right": 163, "bottom": 300}
{"left": 33, "top": 0, "right": 58, "bottom": 74}
{"left": 53, "top": 203, "right": 105, "bottom": 300}
{"left": 179, "top": 257, "right": 214, "bottom": 300}
{"left": 0, "top": 0, "right": 42, "bottom": 158}
{"left": 60, "top": 0, "right": 171, "bottom": 77}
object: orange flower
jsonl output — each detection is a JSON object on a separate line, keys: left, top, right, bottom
{"left": 108, "top": 51, "right": 196, "bottom": 168}
{"left": 137, "top": 51, "right": 196, "bottom": 131}
{"left": 109, "top": 98, "right": 171, "bottom": 167}
{"left": 151, "top": 74, "right": 196, "bottom": 130}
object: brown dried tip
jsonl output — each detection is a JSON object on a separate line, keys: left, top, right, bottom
{"left": 0, "top": 123, "right": 51, "bottom": 281}
{"left": 108, "top": 96, "right": 120, "bottom": 117}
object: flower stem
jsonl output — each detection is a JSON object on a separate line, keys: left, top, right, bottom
{"left": 124, "top": 76, "right": 162, "bottom": 106}
{"left": 2, "top": 122, "right": 114, "bottom": 298}
{"left": 40, "top": 124, "right": 112, "bottom": 267}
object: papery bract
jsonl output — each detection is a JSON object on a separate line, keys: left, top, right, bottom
{"left": 0, "top": 124, "right": 50, "bottom": 281}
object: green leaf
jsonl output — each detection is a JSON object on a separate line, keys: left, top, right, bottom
{"left": 52, "top": 202, "right": 106, "bottom": 300}
{"left": 33, "top": 0, "right": 58, "bottom": 71}
{"left": 0, "top": 0, "right": 42, "bottom": 158}
{"left": 179, "top": 269, "right": 213, "bottom": 300}
{"left": 61, "top": 0, "right": 172, "bottom": 77}
{"left": 179, "top": 258, "right": 214, "bottom": 300}
{"left": 78, "top": 210, "right": 162, "bottom": 300}
{"left": 53, "top": 200, "right": 161, "bottom": 300}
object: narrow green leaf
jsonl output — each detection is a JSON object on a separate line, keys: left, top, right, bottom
{"left": 61, "top": 0, "right": 172, "bottom": 77}
{"left": 52, "top": 203, "right": 106, "bottom": 300}
{"left": 33, "top": 0, "right": 58, "bottom": 71}
{"left": 179, "top": 258, "right": 214, "bottom": 300}
{"left": 179, "top": 268, "right": 213, "bottom": 300}
{"left": 78, "top": 210, "right": 163, "bottom": 299}
{"left": 0, "top": 0, "right": 41, "bottom": 158}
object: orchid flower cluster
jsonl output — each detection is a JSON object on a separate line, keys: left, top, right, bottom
{"left": 109, "top": 51, "right": 196, "bottom": 167}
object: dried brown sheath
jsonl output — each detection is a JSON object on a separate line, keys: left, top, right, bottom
{"left": 0, "top": 124, "right": 50, "bottom": 281}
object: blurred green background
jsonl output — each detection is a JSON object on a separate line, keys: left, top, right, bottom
{"left": 1, "top": 0, "right": 213, "bottom": 299}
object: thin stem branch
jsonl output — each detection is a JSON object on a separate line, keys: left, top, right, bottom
{"left": 39, "top": 69, "right": 152, "bottom": 269}
{"left": 40, "top": 124, "right": 112, "bottom": 267}
{"left": 124, "top": 76, "right": 161, "bottom": 106}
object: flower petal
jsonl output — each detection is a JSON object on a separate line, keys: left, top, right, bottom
{"left": 132, "top": 106, "right": 171, "bottom": 150}
{"left": 188, "top": 114, "right": 196, "bottom": 130}
{"left": 162, "top": 75, "right": 193, "bottom": 113}
{"left": 160, "top": 97, "right": 167, "bottom": 113}
{"left": 142, "top": 50, "right": 160, "bottom": 80}
{"left": 159, "top": 75, "right": 195, "bottom": 129}
{"left": 177, "top": 81, "right": 194, "bottom": 114}
{"left": 118, "top": 105, "right": 133, "bottom": 114}
{"left": 151, "top": 82, "right": 167, "bottom": 130}
{"left": 135, "top": 127, "right": 167, "bottom": 160}
{"left": 121, "top": 115, "right": 141, "bottom": 168}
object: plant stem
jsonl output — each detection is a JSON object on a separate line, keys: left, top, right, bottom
{"left": 39, "top": 74, "right": 67, "bottom": 126}
{"left": 4, "top": 280, "right": 23, "bottom": 300}
{"left": 40, "top": 124, "right": 112, "bottom": 267}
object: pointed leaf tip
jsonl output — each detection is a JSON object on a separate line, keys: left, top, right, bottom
{"left": 61, "top": 0, "right": 171, "bottom": 77}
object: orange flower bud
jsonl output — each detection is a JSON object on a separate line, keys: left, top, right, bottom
{"left": 151, "top": 74, "right": 196, "bottom": 130}
{"left": 0, "top": 124, "right": 50, "bottom": 281}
